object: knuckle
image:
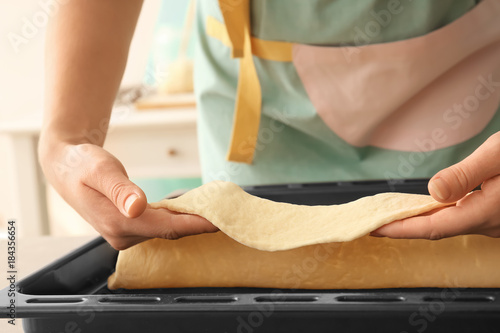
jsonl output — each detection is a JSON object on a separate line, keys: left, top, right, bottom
{"left": 158, "top": 213, "right": 182, "bottom": 240}
{"left": 162, "top": 230, "right": 180, "bottom": 240}
{"left": 427, "top": 215, "right": 444, "bottom": 240}
{"left": 446, "top": 166, "right": 471, "bottom": 191}
{"left": 89, "top": 157, "right": 123, "bottom": 180}
{"left": 161, "top": 225, "right": 180, "bottom": 240}
{"left": 428, "top": 230, "right": 444, "bottom": 241}
{"left": 109, "top": 181, "right": 128, "bottom": 204}
{"left": 88, "top": 157, "right": 108, "bottom": 174}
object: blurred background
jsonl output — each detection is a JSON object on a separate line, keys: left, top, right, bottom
{"left": 0, "top": 0, "right": 202, "bottom": 239}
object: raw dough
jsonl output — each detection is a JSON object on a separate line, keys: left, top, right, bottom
{"left": 108, "top": 232, "right": 500, "bottom": 290}
{"left": 108, "top": 181, "right": 500, "bottom": 290}
{"left": 149, "top": 181, "right": 452, "bottom": 251}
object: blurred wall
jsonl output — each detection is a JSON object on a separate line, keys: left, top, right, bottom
{"left": 0, "top": 0, "right": 162, "bottom": 232}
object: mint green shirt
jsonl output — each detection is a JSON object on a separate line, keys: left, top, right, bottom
{"left": 194, "top": 0, "right": 499, "bottom": 186}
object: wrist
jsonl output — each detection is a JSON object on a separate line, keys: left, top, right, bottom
{"left": 38, "top": 131, "right": 95, "bottom": 177}
{"left": 39, "top": 120, "right": 107, "bottom": 156}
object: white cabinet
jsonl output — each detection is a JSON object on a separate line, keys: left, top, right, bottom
{"left": 104, "top": 109, "right": 200, "bottom": 178}
{"left": 105, "top": 123, "right": 200, "bottom": 179}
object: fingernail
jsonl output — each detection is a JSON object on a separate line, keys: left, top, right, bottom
{"left": 124, "top": 194, "right": 139, "bottom": 216}
{"left": 429, "top": 178, "right": 450, "bottom": 201}
{"left": 370, "top": 231, "right": 384, "bottom": 238}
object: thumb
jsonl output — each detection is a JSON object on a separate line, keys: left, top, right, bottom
{"left": 85, "top": 160, "right": 147, "bottom": 218}
{"left": 428, "top": 133, "right": 500, "bottom": 203}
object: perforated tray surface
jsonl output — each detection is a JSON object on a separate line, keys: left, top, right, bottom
{"left": 1, "top": 179, "right": 499, "bottom": 333}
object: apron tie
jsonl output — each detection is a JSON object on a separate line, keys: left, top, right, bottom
{"left": 219, "top": 0, "right": 262, "bottom": 164}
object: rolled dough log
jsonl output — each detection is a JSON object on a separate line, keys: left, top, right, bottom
{"left": 108, "top": 232, "right": 500, "bottom": 290}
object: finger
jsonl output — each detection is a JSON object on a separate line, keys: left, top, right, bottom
{"left": 126, "top": 208, "right": 219, "bottom": 239}
{"left": 73, "top": 185, "right": 148, "bottom": 250}
{"left": 83, "top": 157, "right": 147, "bottom": 218}
{"left": 371, "top": 191, "right": 488, "bottom": 239}
{"left": 164, "top": 210, "right": 219, "bottom": 238}
{"left": 81, "top": 188, "right": 217, "bottom": 249}
{"left": 428, "top": 132, "right": 500, "bottom": 203}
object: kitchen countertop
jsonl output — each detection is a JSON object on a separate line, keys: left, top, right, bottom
{"left": 0, "top": 235, "right": 97, "bottom": 333}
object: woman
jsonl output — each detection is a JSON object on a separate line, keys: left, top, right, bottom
{"left": 39, "top": 0, "right": 500, "bottom": 250}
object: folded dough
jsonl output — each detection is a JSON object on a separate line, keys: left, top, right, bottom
{"left": 149, "top": 181, "right": 452, "bottom": 251}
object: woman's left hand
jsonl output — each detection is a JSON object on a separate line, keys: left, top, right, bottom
{"left": 372, "top": 131, "right": 500, "bottom": 240}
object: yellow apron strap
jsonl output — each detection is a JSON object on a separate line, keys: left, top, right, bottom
{"left": 206, "top": 16, "right": 293, "bottom": 62}
{"left": 218, "top": 0, "right": 246, "bottom": 58}
{"left": 219, "top": 0, "right": 262, "bottom": 164}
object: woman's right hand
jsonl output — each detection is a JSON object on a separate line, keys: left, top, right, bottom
{"left": 39, "top": 141, "right": 218, "bottom": 250}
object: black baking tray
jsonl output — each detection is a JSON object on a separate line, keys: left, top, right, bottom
{"left": 1, "top": 179, "right": 499, "bottom": 333}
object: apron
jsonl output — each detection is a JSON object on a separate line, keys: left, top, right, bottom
{"left": 212, "top": 0, "right": 500, "bottom": 164}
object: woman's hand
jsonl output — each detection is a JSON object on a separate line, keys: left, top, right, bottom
{"left": 40, "top": 0, "right": 217, "bottom": 250}
{"left": 39, "top": 142, "right": 218, "bottom": 250}
{"left": 372, "top": 131, "right": 500, "bottom": 240}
